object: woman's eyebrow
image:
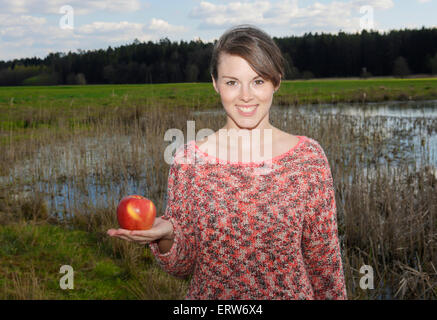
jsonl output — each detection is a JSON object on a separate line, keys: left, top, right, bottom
{"left": 222, "top": 75, "right": 261, "bottom": 80}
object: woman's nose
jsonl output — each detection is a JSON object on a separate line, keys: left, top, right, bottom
{"left": 239, "top": 83, "right": 253, "bottom": 101}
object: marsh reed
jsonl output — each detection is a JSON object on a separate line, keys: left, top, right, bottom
{"left": 0, "top": 95, "right": 436, "bottom": 299}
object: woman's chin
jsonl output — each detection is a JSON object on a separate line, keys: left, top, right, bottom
{"left": 233, "top": 120, "right": 259, "bottom": 130}
{"left": 235, "top": 116, "right": 266, "bottom": 130}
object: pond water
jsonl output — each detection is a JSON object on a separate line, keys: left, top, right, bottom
{"left": 4, "top": 100, "right": 437, "bottom": 220}
{"left": 193, "top": 99, "right": 437, "bottom": 168}
{"left": 287, "top": 100, "right": 437, "bottom": 172}
{"left": 192, "top": 99, "right": 437, "bottom": 118}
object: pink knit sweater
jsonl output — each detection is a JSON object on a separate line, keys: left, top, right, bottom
{"left": 149, "top": 135, "right": 347, "bottom": 300}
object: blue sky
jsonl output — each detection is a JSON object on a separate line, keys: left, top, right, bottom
{"left": 0, "top": 0, "right": 436, "bottom": 61}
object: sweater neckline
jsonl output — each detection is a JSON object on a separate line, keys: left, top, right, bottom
{"left": 191, "top": 135, "right": 306, "bottom": 166}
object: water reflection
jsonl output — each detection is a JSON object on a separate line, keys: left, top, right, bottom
{"left": 192, "top": 100, "right": 437, "bottom": 168}
{"left": 191, "top": 99, "right": 437, "bottom": 118}
{"left": 4, "top": 100, "right": 437, "bottom": 219}
{"left": 285, "top": 99, "right": 437, "bottom": 118}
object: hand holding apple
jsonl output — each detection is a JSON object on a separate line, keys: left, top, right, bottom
{"left": 108, "top": 195, "right": 174, "bottom": 249}
{"left": 107, "top": 217, "right": 174, "bottom": 246}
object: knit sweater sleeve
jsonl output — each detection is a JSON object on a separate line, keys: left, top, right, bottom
{"left": 301, "top": 144, "right": 347, "bottom": 300}
{"left": 148, "top": 155, "right": 197, "bottom": 279}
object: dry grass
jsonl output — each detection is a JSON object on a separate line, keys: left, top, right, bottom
{"left": 0, "top": 93, "right": 436, "bottom": 299}
{"left": 2, "top": 265, "right": 46, "bottom": 300}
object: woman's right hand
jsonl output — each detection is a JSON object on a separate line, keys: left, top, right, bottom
{"left": 107, "top": 217, "right": 174, "bottom": 245}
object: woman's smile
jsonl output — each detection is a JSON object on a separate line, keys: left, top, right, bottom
{"left": 236, "top": 104, "right": 258, "bottom": 116}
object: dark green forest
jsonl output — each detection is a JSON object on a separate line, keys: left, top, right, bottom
{"left": 1, "top": 27, "right": 437, "bottom": 86}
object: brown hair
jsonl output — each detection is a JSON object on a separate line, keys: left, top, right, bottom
{"left": 210, "top": 24, "right": 285, "bottom": 88}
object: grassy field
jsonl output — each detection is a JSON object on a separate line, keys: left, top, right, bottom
{"left": 1, "top": 78, "right": 437, "bottom": 108}
{"left": 1, "top": 77, "right": 436, "bottom": 141}
{"left": 0, "top": 78, "right": 436, "bottom": 300}
{"left": 0, "top": 220, "right": 188, "bottom": 299}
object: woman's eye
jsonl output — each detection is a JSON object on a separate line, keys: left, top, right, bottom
{"left": 226, "top": 81, "right": 237, "bottom": 86}
{"left": 254, "top": 79, "right": 264, "bottom": 85}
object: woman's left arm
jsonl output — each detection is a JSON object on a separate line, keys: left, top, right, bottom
{"left": 301, "top": 150, "right": 347, "bottom": 300}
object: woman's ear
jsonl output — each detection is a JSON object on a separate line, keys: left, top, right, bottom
{"left": 274, "top": 75, "right": 282, "bottom": 93}
{"left": 211, "top": 74, "right": 219, "bottom": 94}
{"left": 274, "top": 81, "right": 281, "bottom": 93}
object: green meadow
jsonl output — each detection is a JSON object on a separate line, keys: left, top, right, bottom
{"left": 1, "top": 78, "right": 436, "bottom": 299}
{"left": 1, "top": 78, "right": 437, "bottom": 109}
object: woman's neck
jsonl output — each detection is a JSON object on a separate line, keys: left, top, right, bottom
{"left": 216, "top": 125, "right": 278, "bottom": 161}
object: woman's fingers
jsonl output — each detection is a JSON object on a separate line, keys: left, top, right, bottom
{"left": 116, "top": 235, "right": 133, "bottom": 242}
{"left": 107, "top": 229, "right": 117, "bottom": 236}
{"left": 106, "top": 217, "right": 173, "bottom": 244}
{"left": 107, "top": 228, "right": 157, "bottom": 243}
{"left": 107, "top": 229, "right": 132, "bottom": 241}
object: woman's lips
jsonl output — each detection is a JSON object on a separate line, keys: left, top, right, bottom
{"left": 236, "top": 104, "right": 258, "bottom": 116}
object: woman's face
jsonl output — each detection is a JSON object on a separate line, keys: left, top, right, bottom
{"left": 212, "top": 53, "right": 280, "bottom": 131}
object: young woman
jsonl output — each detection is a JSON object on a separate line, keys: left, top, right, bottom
{"left": 108, "top": 25, "right": 347, "bottom": 300}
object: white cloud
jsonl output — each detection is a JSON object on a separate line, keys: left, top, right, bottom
{"left": 77, "top": 18, "right": 187, "bottom": 42}
{"left": 0, "top": 14, "right": 46, "bottom": 28}
{"left": 0, "top": 13, "right": 83, "bottom": 60}
{"left": 0, "top": 0, "right": 405, "bottom": 61}
{"left": 78, "top": 21, "right": 143, "bottom": 34}
{"left": 148, "top": 18, "right": 188, "bottom": 34}
{"left": 192, "top": 35, "right": 218, "bottom": 43}
{"left": 0, "top": 0, "right": 144, "bottom": 15}
{"left": 0, "top": 14, "right": 189, "bottom": 61}
{"left": 353, "top": 0, "right": 394, "bottom": 10}
{"left": 189, "top": 0, "right": 394, "bottom": 33}
{"left": 416, "top": 0, "right": 431, "bottom": 3}
{"left": 189, "top": 1, "right": 271, "bottom": 28}
{"left": 76, "top": 21, "right": 153, "bottom": 43}
{"left": 0, "top": 14, "right": 47, "bottom": 40}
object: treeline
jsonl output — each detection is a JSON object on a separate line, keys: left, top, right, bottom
{"left": 1, "top": 27, "right": 437, "bottom": 86}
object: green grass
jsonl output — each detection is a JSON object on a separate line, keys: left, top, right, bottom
{"left": 1, "top": 77, "right": 436, "bottom": 108}
{"left": 0, "top": 221, "right": 190, "bottom": 300}
{"left": 0, "top": 188, "right": 190, "bottom": 300}
{"left": 275, "top": 78, "right": 437, "bottom": 104}
{"left": 0, "top": 221, "right": 137, "bottom": 299}
{"left": 0, "top": 83, "right": 217, "bottom": 106}
{"left": 1, "top": 77, "right": 436, "bottom": 134}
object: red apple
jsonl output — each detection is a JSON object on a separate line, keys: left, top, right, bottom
{"left": 117, "top": 195, "right": 156, "bottom": 230}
